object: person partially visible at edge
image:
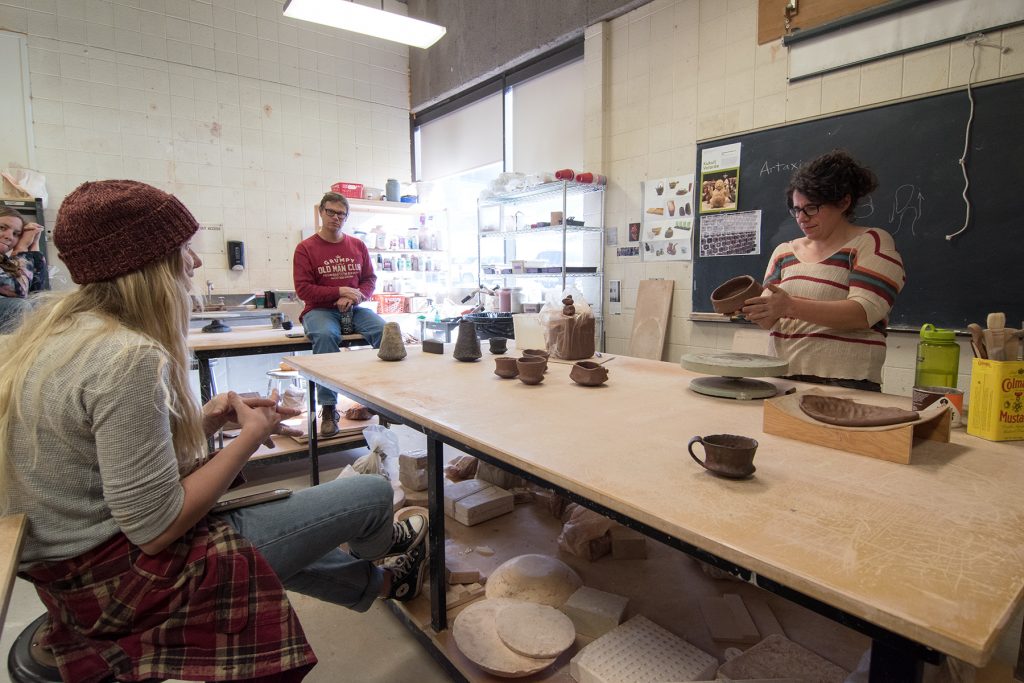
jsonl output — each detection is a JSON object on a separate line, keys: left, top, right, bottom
{"left": 292, "top": 191, "right": 385, "bottom": 436}
{"left": 741, "top": 149, "right": 906, "bottom": 392}
{"left": 1, "top": 180, "right": 428, "bottom": 683}
{"left": 0, "top": 206, "right": 46, "bottom": 332}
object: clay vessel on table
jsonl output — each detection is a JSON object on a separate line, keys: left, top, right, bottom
{"left": 516, "top": 356, "right": 546, "bottom": 385}
{"left": 453, "top": 320, "right": 482, "bottom": 362}
{"left": 377, "top": 321, "right": 407, "bottom": 361}
{"left": 687, "top": 434, "right": 757, "bottom": 478}
{"left": 489, "top": 336, "right": 508, "bottom": 354}
{"left": 569, "top": 360, "right": 609, "bottom": 387}
{"left": 710, "top": 275, "right": 763, "bottom": 315}
{"left": 494, "top": 356, "right": 519, "bottom": 379}
{"left": 521, "top": 348, "right": 549, "bottom": 361}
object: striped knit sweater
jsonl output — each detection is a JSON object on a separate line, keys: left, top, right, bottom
{"left": 763, "top": 228, "right": 905, "bottom": 385}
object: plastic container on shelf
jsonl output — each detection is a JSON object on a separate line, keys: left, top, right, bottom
{"left": 574, "top": 172, "right": 607, "bottom": 185}
{"left": 555, "top": 169, "right": 575, "bottom": 180}
{"left": 915, "top": 323, "right": 960, "bottom": 388}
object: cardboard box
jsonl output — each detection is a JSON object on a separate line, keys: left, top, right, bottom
{"left": 967, "top": 358, "right": 1024, "bottom": 441}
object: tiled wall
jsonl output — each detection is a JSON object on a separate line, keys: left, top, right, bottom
{"left": 587, "top": 0, "right": 1024, "bottom": 397}
{"left": 1, "top": 0, "right": 411, "bottom": 293}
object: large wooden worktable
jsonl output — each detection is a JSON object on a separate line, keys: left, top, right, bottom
{"left": 284, "top": 348, "right": 1024, "bottom": 675}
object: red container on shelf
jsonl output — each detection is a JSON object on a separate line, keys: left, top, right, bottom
{"left": 372, "top": 294, "right": 409, "bottom": 314}
{"left": 331, "top": 182, "right": 365, "bottom": 199}
{"left": 574, "top": 172, "right": 606, "bottom": 185}
{"left": 554, "top": 169, "right": 575, "bottom": 180}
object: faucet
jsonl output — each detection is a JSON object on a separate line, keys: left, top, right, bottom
{"left": 461, "top": 285, "right": 499, "bottom": 313}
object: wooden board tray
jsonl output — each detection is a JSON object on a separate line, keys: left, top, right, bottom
{"left": 762, "top": 390, "right": 951, "bottom": 464}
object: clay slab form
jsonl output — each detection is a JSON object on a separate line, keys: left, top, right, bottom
{"left": 444, "top": 479, "right": 490, "bottom": 517}
{"left": 495, "top": 602, "right": 576, "bottom": 659}
{"left": 610, "top": 526, "right": 647, "bottom": 559}
{"left": 453, "top": 485, "right": 514, "bottom": 526}
{"left": 698, "top": 594, "right": 760, "bottom": 644}
{"left": 799, "top": 394, "right": 919, "bottom": 427}
{"left": 452, "top": 598, "right": 557, "bottom": 678}
{"left": 486, "top": 554, "right": 583, "bottom": 607}
{"left": 569, "top": 615, "right": 718, "bottom": 683}
{"left": 715, "top": 633, "right": 849, "bottom": 681}
{"left": 560, "top": 585, "right": 629, "bottom": 639}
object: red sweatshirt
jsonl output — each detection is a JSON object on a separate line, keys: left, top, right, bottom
{"left": 292, "top": 233, "right": 377, "bottom": 321}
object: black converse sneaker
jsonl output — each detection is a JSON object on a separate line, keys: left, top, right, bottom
{"left": 383, "top": 543, "right": 428, "bottom": 602}
{"left": 385, "top": 513, "right": 427, "bottom": 558}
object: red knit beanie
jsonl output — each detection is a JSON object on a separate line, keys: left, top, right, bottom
{"left": 53, "top": 180, "right": 200, "bottom": 284}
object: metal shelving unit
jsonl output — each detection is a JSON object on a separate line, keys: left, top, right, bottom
{"left": 477, "top": 180, "right": 605, "bottom": 349}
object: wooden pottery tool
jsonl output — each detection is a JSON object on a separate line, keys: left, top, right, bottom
{"left": 967, "top": 323, "right": 986, "bottom": 359}
{"left": 1003, "top": 328, "right": 1020, "bottom": 362}
{"left": 984, "top": 312, "right": 1007, "bottom": 361}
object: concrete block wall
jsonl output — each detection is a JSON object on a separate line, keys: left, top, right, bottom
{"left": 590, "top": 0, "right": 1024, "bottom": 397}
{"left": 1, "top": 0, "right": 412, "bottom": 293}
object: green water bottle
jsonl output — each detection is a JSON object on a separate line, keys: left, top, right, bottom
{"left": 915, "top": 324, "right": 960, "bottom": 388}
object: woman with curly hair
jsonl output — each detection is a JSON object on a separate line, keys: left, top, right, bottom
{"left": 742, "top": 150, "right": 905, "bottom": 391}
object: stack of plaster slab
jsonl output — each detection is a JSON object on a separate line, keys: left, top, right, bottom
{"left": 569, "top": 615, "right": 718, "bottom": 682}
{"left": 715, "top": 633, "right": 849, "bottom": 681}
{"left": 444, "top": 478, "right": 514, "bottom": 526}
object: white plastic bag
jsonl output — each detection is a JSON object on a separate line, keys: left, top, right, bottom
{"left": 3, "top": 168, "right": 48, "bottom": 208}
{"left": 353, "top": 425, "right": 399, "bottom": 477}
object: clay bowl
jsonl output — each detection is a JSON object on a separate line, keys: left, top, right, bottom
{"left": 521, "top": 348, "right": 549, "bottom": 361}
{"left": 494, "top": 356, "right": 519, "bottom": 379}
{"left": 516, "top": 356, "right": 546, "bottom": 385}
{"left": 710, "top": 275, "right": 763, "bottom": 315}
{"left": 570, "top": 361, "right": 608, "bottom": 387}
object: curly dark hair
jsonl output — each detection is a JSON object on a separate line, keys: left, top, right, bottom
{"left": 786, "top": 149, "right": 878, "bottom": 219}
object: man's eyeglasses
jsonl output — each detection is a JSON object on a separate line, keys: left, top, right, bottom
{"left": 322, "top": 208, "right": 348, "bottom": 219}
{"left": 788, "top": 203, "right": 821, "bottom": 218}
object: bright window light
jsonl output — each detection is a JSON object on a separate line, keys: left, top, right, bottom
{"left": 283, "top": 0, "right": 446, "bottom": 49}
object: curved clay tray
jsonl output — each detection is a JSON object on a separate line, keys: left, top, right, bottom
{"left": 799, "top": 394, "right": 919, "bottom": 427}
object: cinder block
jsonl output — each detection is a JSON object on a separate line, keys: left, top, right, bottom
{"left": 569, "top": 615, "right": 717, "bottom": 683}
{"left": 560, "top": 585, "right": 628, "bottom": 639}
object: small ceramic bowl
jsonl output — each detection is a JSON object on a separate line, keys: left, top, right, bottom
{"left": 570, "top": 361, "right": 609, "bottom": 387}
{"left": 516, "top": 356, "right": 546, "bottom": 385}
{"left": 494, "top": 356, "right": 519, "bottom": 379}
{"left": 710, "top": 275, "right": 763, "bottom": 315}
{"left": 521, "top": 348, "right": 549, "bottom": 360}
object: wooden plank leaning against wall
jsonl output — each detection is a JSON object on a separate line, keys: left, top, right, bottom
{"left": 758, "top": 0, "right": 890, "bottom": 44}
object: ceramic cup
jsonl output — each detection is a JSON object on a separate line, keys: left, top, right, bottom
{"left": 489, "top": 336, "right": 508, "bottom": 354}
{"left": 494, "top": 356, "right": 519, "bottom": 379}
{"left": 570, "top": 361, "right": 609, "bottom": 387}
{"left": 521, "top": 348, "right": 549, "bottom": 360}
{"left": 516, "top": 356, "right": 546, "bottom": 385}
{"left": 687, "top": 434, "right": 757, "bottom": 479}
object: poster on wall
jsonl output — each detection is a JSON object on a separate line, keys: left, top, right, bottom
{"left": 643, "top": 175, "right": 695, "bottom": 225}
{"left": 643, "top": 218, "right": 692, "bottom": 262}
{"left": 698, "top": 210, "right": 762, "bottom": 258}
{"left": 699, "top": 143, "right": 741, "bottom": 213}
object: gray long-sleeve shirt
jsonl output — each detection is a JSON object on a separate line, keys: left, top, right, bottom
{"left": 7, "top": 317, "right": 186, "bottom": 568}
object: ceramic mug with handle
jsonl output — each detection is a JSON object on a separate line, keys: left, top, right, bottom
{"left": 688, "top": 434, "right": 757, "bottom": 478}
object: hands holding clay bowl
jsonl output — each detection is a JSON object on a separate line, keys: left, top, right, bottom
{"left": 710, "top": 275, "right": 763, "bottom": 315}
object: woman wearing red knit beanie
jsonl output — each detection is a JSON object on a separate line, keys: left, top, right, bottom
{"left": 0, "top": 180, "right": 428, "bottom": 682}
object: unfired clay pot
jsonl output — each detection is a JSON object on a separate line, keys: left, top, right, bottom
{"left": 489, "top": 337, "right": 508, "bottom": 354}
{"left": 453, "top": 320, "right": 482, "bottom": 362}
{"left": 521, "top": 348, "right": 549, "bottom": 361}
{"left": 516, "top": 356, "right": 546, "bottom": 385}
{"left": 494, "top": 356, "right": 519, "bottom": 379}
{"left": 377, "top": 322, "right": 407, "bottom": 361}
{"left": 569, "top": 361, "right": 608, "bottom": 387}
{"left": 710, "top": 275, "right": 763, "bottom": 315}
{"left": 687, "top": 434, "right": 757, "bottom": 478}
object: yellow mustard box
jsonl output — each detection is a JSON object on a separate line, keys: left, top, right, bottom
{"left": 967, "top": 358, "right": 1024, "bottom": 441}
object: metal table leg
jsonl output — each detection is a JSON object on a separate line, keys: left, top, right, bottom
{"left": 307, "top": 380, "right": 320, "bottom": 486}
{"left": 869, "top": 639, "right": 925, "bottom": 682}
{"left": 427, "top": 435, "right": 446, "bottom": 632}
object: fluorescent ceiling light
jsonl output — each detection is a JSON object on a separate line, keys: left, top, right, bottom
{"left": 283, "top": 0, "right": 446, "bottom": 49}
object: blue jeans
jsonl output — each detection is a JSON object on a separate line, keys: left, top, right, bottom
{"left": 302, "top": 306, "right": 386, "bottom": 406}
{"left": 215, "top": 475, "right": 393, "bottom": 613}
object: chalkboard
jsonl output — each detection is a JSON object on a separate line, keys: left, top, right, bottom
{"left": 691, "top": 77, "right": 1023, "bottom": 332}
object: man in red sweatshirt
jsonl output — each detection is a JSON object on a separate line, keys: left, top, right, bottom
{"left": 293, "top": 192, "right": 385, "bottom": 436}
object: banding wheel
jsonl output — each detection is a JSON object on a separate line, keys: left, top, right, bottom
{"left": 681, "top": 352, "right": 789, "bottom": 400}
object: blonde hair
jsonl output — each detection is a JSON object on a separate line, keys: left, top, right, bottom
{"left": 0, "top": 249, "right": 205, "bottom": 511}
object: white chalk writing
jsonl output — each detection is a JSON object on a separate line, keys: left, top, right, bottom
{"left": 888, "top": 184, "right": 923, "bottom": 235}
{"left": 759, "top": 160, "right": 803, "bottom": 176}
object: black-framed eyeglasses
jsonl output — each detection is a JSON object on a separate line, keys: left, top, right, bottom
{"left": 789, "top": 203, "right": 821, "bottom": 218}
{"left": 322, "top": 207, "right": 348, "bottom": 219}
